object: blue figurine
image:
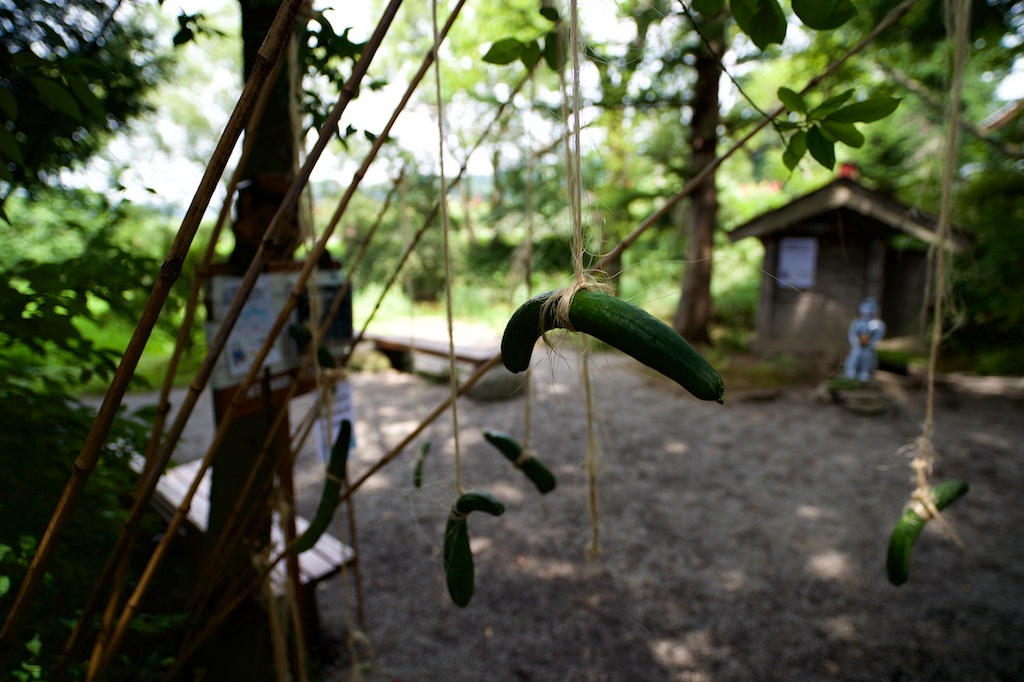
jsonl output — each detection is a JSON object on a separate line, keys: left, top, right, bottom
{"left": 844, "top": 297, "right": 885, "bottom": 382}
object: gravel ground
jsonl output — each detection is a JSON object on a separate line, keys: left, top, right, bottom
{"left": 145, "top": 329, "right": 1024, "bottom": 681}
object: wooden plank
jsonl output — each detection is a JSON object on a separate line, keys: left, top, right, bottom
{"left": 130, "top": 457, "right": 353, "bottom": 591}
{"left": 361, "top": 333, "right": 495, "bottom": 366}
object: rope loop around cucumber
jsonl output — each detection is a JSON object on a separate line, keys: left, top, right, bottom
{"left": 541, "top": 277, "right": 612, "bottom": 337}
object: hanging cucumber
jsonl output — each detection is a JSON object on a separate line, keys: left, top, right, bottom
{"left": 886, "top": 479, "right": 969, "bottom": 586}
{"left": 292, "top": 419, "right": 352, "bottom": 555}
{"left": 501, "top": 289, "right": 724, "bottom": 403}
{"left": 483, "top": 430, "right": 556, "bottom": 494}
{"left": 413, "top": 441, "right": 431, "bottom": 489}
{"left": 444, "top": 490, "right": 505, "bottom": 608}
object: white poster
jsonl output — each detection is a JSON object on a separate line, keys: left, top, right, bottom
{"left": 315, "top": 380, "right": 356, "bottom": 464}
{"left": 221, "top": 276, "right": 285, "bottom": 377}
{"left": 777, "top": 237, "right": 818, "bottom": 288}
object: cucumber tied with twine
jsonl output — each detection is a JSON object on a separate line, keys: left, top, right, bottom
{"left": 501, "top": 288, "right": 724, "bottom": 403}
{"left": 483, "top": 430, "right": 556, "bottom": 494}
{"left": 886, "top": 479, "right": 969, "bottom": 586}
{"left": 292, "top": 419, "right": 352, "bottom": 555}
{"left": 444, "top": 490, "right": 505, "bottom": 608}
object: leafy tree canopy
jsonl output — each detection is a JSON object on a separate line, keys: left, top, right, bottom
{"left": 0, "top": 0, "right": 172, "bottom": 201}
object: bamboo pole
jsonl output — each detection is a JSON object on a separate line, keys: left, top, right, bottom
{"left": 0, "top": 0, "right": 306, "bottom": 653}
{"left": 59, "top": 50, "right": 288, "bottom": 681}
{"left": 181, "top": 169, "right": 405, "bottom": 638}
{"left": 86, "top": 3, "right": 409, "bottom": 677}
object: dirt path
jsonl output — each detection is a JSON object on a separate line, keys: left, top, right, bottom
{"left": 281, "top": 348, "right": 1024, "bottom": 681}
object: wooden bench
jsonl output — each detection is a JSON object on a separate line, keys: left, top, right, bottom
{"left": 360, "top": 333, "right": 496, "bottom": 371}
{"left": 131, "top": 457, "right": 353, "bottom": 594}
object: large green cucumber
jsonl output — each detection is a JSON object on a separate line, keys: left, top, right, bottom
{"left": 292, "top": 419, "right": 352, "bottom": 555}
{"left": 444, "top": 490, "right": 505, "bottom": 607}
{"left": 483, "top": 430, "right": 556, "bottom": 494}
{"left": 886, "top": 479, "right": 969, "bottom": 586}
{"left": 501, "top": 289, "right": 724, "bottom": 403}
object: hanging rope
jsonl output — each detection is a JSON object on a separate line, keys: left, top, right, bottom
{"left": 432, "top": 0, "right": 464, "bottom": 494}
{"left": 552, "top": 0, "right": 603, "bottom": 559}
{"left": 522, "top": 78, "right": 538, "bottom": 460}
{"left": 908, "top": 0, "right": 970, "bottom": 535}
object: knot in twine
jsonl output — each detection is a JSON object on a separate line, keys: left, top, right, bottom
{"left": 542, "top": 277, "right": 613, "bottom": 334}
{"left": 515, "top": 446, "right": 537, "bottom": 468}
{"left": 909, "top": 486, "right": 938, "bottom": 521}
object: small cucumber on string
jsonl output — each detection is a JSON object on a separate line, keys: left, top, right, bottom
{"left": 444, "top": 490, "right": 505, "bottom": 608}
{"left": 886, "top": 479, "right": 969, "bottom": 586}
{"left": 483, "top": 430, "right": 556, "bottom": 494}
{"left": 413, "top": 441, "right": 431, "bottom": 489}
{"left": 501, "top": 289, "right": 724, "bottom": 403}
{"left": 292, "top": 419, "right": 352, "bottom": 555}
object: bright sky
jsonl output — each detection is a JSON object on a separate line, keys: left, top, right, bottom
{"left": 82, "top": 0, "right": 632, "bottom": 211}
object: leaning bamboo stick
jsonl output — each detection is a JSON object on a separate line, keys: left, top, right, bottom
{"left": 0, "top": 0, "right": 306, "bottom": 653}
{"left": 185, "top": 61, "right": 540, "bottom": 641}
{"left": 182, "top": 169, "right": 406, "bottom": 635}
{"left": 87, "top": 3, "right": 408, "bottom": 676}
{"left": 61, "top": 49, "right": 288, "bottom": 680}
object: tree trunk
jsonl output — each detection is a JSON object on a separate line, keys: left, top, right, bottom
{"left": 199, "top": 1, "right": 303, "bottom": 677}
{"left": 673, "top": 14, "right": 726, "bottom": 344}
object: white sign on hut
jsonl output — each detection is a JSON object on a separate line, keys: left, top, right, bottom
{"left": 728, "top": 177, "right": 965, "bottom": 362}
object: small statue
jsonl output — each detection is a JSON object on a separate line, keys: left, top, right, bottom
{"left": 844, "top": 297, "right": 885, "bottom": 382}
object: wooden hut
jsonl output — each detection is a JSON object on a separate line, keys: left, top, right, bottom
{"left": 728, "top": 177, "right": 965, "bottom": 361}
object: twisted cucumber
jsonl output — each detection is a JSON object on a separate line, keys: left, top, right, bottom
{"left": 292, "top": 419, "right": 351, "bottom": 554}
{"left": 444, "top": 490, "right": 505, "bottom": 607}
{"left": 483, "top": 430, "right": 556, "bottom": 494}
{"left": 886, "top": 479, "right": 969, "bottom": 586}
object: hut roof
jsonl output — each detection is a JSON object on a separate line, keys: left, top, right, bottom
{"left": 728, "top": 178, "right": 966, "bottom": 252}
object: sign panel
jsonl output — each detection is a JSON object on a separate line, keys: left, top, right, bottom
{"left": 777, "top": 237, "right": 818, "bottom": 288}
{"left": 204, "top": 264, "right": 353, "bottom": 416}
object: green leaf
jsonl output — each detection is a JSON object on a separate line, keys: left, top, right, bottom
{"left": 65, "top": 75, "right": 106, "bottom": 119}
{"left": 25, "top": 633, "right": 42, "bottom": 657}
{"left": 0, "top": 575, "right": 10, "bottom": 598}
{"left": 692, "top": 0, "right": 725, "bottom": 14}
{"left": 539, "top": 6, "right": 560, "bottom": 22}
{"left": 777, "top": 86, "right": 806, "bottom": 114}
{"left": 483, "top": 37, "right": 525, "bottom": 65}
{"left": 792, "top": 0, "right": 856, "bottom": 30}
{"left": 30, "top": 77, "right": 81, "bottom": 119}
{"left": 520, "top": 40, "right": 541, "bottom": 69}
{"left": 543, "top": 28, "right": 567, "bottom": 72}
{"left": 783, "top": 130, "right": 807, "bottom": 170}
{"left": 731, "top": 0, "right": 786, "bottom": 50}
{"left": 806, "top": 125, "right": 836, "bottom": 169}
{"left": 809, "top": 89, "right": 854, "bottom": 120}
{"left": 173, "top": 27, "right": 194, "bottom": 46}
{"left": 0, "top": 126, "right": 23, "bottom": 165}
{"left": 821, "top": 120, "right": 865, "bottom": 148}
{"left": 0, "top": 86, "right": 17, "bottom": 120}
{"left": 825, "top": 96, "right": 902, "bottom": 123}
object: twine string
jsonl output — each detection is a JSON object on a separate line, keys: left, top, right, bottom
{"left": 432, "top": 0, "right": 463, "bottom": 494}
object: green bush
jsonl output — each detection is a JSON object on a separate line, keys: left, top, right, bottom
{"left": 0, "top": 188, "right": 176, "bottom": 676}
